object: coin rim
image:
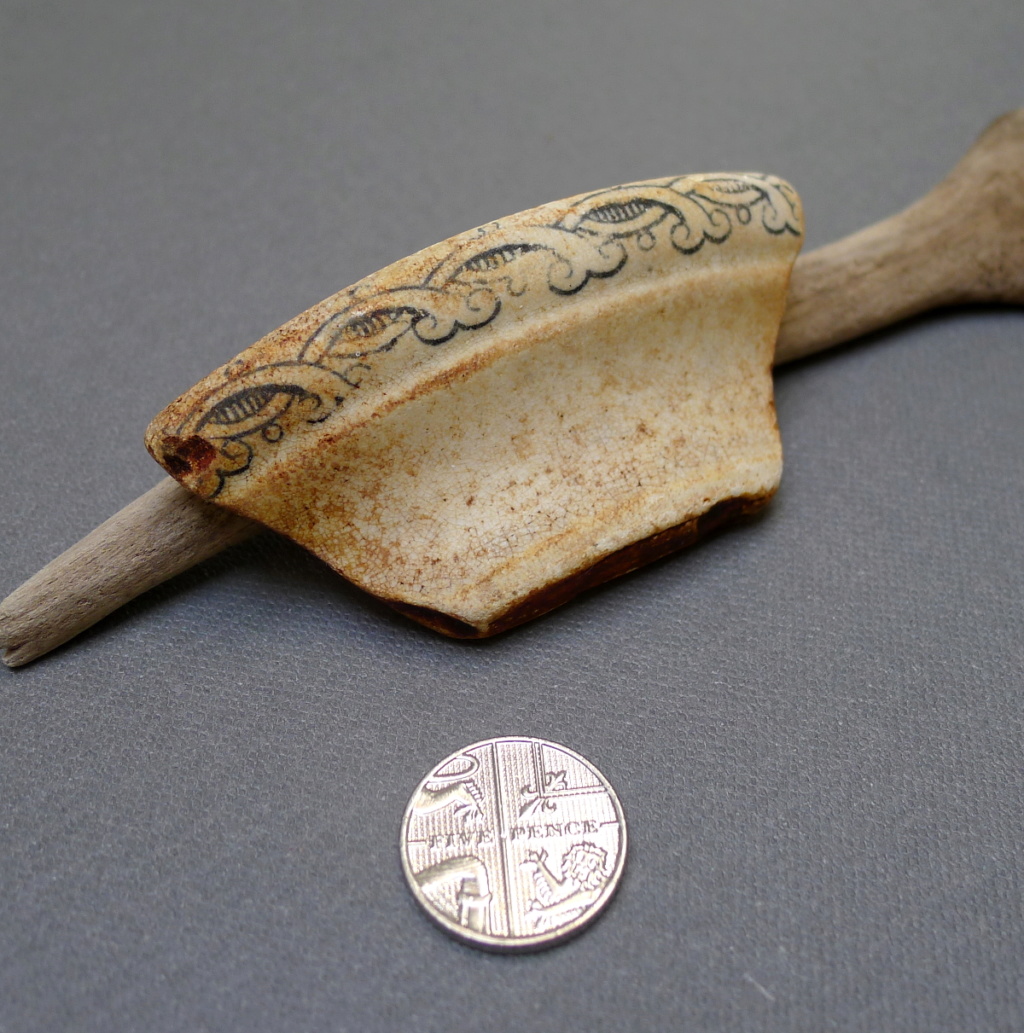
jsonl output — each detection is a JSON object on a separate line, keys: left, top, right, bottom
{"left": 400, "top": 736, "right": 627, "bottom": 952}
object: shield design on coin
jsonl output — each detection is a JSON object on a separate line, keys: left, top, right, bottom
{"left": 400, "top": 737, "right": 627, "bottom": 951}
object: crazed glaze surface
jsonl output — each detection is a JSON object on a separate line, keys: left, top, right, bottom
{"left": 146, "top": 174, "right": 803, "bottom": 635}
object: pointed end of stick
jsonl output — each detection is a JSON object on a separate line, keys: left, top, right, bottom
{"left": 0, "top": 605, "right": 40, "bottom": 668}
{"left": 0, "top": 611, "right": 29, "bottom": 668}
{"left": 0, "top": 478, "right": 260, "bottom": 670}
{"left": 2, "top": 645, "right": 34, "bottom": 669}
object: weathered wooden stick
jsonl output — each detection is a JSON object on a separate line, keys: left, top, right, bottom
{"left": 2, "top": 110, "right": 1022, "bottom": 667}
{"left": 777, "top": 108, "right": 1024, "bottom": 362}
{"left": 0, "top": 480, "right": 256, "bottom": 667}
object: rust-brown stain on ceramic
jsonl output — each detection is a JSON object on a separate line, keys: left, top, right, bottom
{"left": 145, "top": 173, "right": 803, "bottom": 636}
{"left": 386, "top": 491, "right": 771, "bottom": 637}
{"left": 158, "top": 435, "right": 217, "bottom": 479}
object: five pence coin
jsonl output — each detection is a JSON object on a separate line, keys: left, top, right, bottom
{"left": 400, "top": 737, "right": 627, "bottom": 951}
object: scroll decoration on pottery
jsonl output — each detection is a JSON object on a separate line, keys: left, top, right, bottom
{"left": 146, "top": 172, "right": 802, "bottom": 636}
{"left": 147, "top": 174, "right": 800, "bottom": 501}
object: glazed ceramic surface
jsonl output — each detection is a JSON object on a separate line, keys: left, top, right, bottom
{"left": 146, "top": 174, "right": 803, "bottom": 634}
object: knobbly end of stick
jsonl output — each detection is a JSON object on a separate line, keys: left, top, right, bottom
{"left": 934, "top": 107, "right": 1024, "bottom": 306}
{"left": 777, "top": 107, "right": 1024, "bottom": 365}
{"left": 0, "top": 478, "right": 257, "bottom": 668}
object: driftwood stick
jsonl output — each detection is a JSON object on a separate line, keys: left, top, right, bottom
{"left": 776, "top": 108, "right": 1024, "bottom": 364}
{"left": 2, "top": 110, "right": 1022, "bottom": 667}
{"left": 0, "top": 479, "right": 256, "bottom": 667}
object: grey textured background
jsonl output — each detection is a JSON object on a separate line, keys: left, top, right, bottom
{"left": 1, "top": 1, "right": 1022, "bottom": 1031}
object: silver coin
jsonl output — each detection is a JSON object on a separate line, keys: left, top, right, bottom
{"left": 401, "top": 737, "right": 627, "bottom": 951}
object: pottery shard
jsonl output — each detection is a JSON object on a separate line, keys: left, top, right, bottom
{"left": 146, "top": 173, "right": 803, "bottom": 636}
